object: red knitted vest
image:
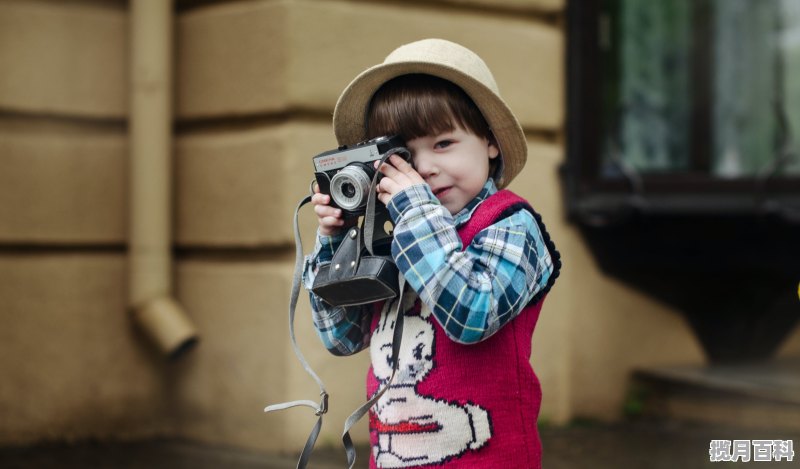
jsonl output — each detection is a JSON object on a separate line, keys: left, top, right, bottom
{"left": 366, "top": 190, "right": 557, "bottom": 469}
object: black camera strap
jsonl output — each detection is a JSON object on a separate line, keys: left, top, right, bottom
{"left": 265, "top": 147, "right": 409, "bottom": 469}
{"left": 364, "top": 147, "right": 410, "bottom": 255}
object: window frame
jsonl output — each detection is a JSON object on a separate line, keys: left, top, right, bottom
{"left": 564, "top": 0, "right": 800, "bottom": 224}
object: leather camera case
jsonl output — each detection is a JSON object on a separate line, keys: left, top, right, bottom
{"left": 311, "top": 226, "right": 399, "bottom": 307}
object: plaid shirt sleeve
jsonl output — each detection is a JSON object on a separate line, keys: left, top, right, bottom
{"left": 387, "top": 183, "right": 554, "bottom": 344}
{"left": 302, "top": 229, "right": 375, "bottom": 356}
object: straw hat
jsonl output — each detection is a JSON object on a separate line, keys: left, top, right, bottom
{"left": 333, "top": 38, "right": 527, "bottom": 189}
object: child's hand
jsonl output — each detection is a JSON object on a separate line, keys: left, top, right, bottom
{"left": 374, "top": 154, "right": 426, "bottom": 206}
{"left": 311, "top": 183, "right": 353, "bottom": 236}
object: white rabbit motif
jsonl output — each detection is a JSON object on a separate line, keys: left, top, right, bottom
{"left": 370, "top": 296, "right": 491, "bottom": 468}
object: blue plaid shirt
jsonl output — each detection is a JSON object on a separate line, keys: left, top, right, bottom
{"left": 303, "top": 179, "right": 554, "bottom": 355}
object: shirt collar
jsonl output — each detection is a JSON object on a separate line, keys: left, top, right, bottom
{"left": 453, "top": 179, "right": 497, "bottom": 227}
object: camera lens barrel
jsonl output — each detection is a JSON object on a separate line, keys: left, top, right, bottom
{"left": 330, "top": 164, "right": 374, "bottom": 211}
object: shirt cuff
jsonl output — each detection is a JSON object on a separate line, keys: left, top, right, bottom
{"left": 315, "top": 229, "right": 344, "bottom": 263}
{"left": 387, "top": 183, "right": 439, "bottom": 223}
{"left": 302, "top": 228, "right": 344, "bottom": 289}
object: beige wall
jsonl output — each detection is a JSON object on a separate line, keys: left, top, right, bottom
{"left": 3, "top": 0, "right": 799, "bottom": 455}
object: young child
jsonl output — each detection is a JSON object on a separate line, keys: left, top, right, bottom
{"left": 303, "top": 39, "right": 560, "bottom": 469}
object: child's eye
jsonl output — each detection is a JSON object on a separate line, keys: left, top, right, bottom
{"left": 434, "top": 140, "right": 453, "bottom": 149}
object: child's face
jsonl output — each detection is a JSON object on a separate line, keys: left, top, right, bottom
{"left": 406, "top": 125, "right": 500, "bottom": 215}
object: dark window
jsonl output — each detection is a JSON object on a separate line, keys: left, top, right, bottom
{"left": 567, "top": 0, "right": 800, "bottom": 215}
{"left": 564, "top": 0, "right": 800, "bottom": 362}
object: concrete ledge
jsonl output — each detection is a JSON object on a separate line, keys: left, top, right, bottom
{"left": 431, "top": 0, "right": 564, "bottom": 13}
{"left": 0, "top": 0, "right": 127, "bottom": 118}
{"left": 0, "top": 253, "right": 168, "bottom": 444}
{"left": 173, "top": 258, "right": 371, "bottom": 450}
{"left": 176, "top": 120, "right": 334, "bottom": 247}
{"left": 177, "top": 1, "right": 289, "bottom": 119}
{"left": 178, "top": 0, "right": 563, "bottom": 131}
{"left": 634, "top": 359, "right": 800, "bottom": 431}
{"left": 180, "top": 0, "right": 564, "bottom": 14}
{"left": 0, "top": 123, "right": 126, "bottom": 244}
{"left": 176, "top": 126, "right": 565, "bottom": 247}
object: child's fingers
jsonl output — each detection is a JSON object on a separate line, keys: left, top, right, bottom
{"left": 377, "top": 175, "right": 397, "bottom": 195}
{"left": 378, "top": 192, "right": 392, "bottom": 206}
{"left": 389, "top": 154, "right": 424, "bottom": 183}
{"left": 376, "top": 191, "right": 391, "bottom": 206}
{"left": 375, "top": 155, "right": 422, "bottom": 187}
{"left": 375, "top": 159, "right": 400, "bottom": 179}
{"left": 389, "top": 154, "right": 414, "bottom": 172}
{"left": 311, "top": 192, "right": 331, "bottom": 206}
{"left": 311, "top": 190, "right": 351, "bottom": 235}
{"left": 318, "top": 215, "right": 344, "bottom": 236}
{"left": 320, "top": 216, "right": 345, "bottom": 227}
{"left": 314, "top": 203, "right": 342, "bottom": 219}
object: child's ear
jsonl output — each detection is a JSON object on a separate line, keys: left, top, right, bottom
{"left": 487, "top": 135, "right": 500, "bottom": 160}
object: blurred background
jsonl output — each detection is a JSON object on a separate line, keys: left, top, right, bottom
{"left": 0, "top": 0, "right": 798, "bottom": 467}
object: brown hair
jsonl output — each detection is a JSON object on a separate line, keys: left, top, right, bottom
{"left": 366, "top": 74, "right": 499, "bottom": 177}
{"left": 366, "top": 74, "right": 493, "bottom": 142}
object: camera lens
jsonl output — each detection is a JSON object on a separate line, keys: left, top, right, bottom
{"left": 342, "top": 183, "right": 356, "bottom": 199}
{"left": 330, "top": 165, "right": 372, "bottom": 211}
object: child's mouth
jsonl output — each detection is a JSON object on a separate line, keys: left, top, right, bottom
{"left": 433, "top": 187, "right": 451, "bottom": 198}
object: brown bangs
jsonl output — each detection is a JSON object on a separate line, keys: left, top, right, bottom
{"left": 366, "top": 74, "right": 491, "bottom": 142}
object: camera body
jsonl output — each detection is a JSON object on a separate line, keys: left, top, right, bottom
{"left": 312, "top": 135, "right": 408, "bottom": 219}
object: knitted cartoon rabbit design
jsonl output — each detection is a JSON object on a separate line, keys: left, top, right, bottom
{"left": 369, "top": 293, "right": 492, "bottom": 468}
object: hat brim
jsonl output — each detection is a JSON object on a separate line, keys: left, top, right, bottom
{"left": 333, "top": 61, "right": 527, "bottom": 189}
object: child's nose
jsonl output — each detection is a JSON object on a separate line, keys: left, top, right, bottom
{"left": 413, "top": 155, "right": 438, "bottom": 179}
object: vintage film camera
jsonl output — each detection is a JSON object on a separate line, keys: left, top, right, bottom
{"left": 312, "top": 135, "right": 409, "bottom": 219}
{"left": 309, "top": 135, "right": 409, "bottom": 306}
